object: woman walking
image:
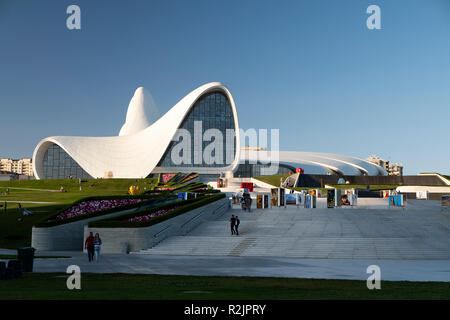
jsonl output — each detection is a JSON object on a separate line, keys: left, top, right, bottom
{"left": 93, "top": 233, "right": 102, "bottom": 262}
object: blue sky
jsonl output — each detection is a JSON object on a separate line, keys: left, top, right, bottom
{"left": 0, "top": 0, "right": 449, "bottom": 174}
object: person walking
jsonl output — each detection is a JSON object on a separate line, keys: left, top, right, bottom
{"left": 244, "top": 192, "right": 250, "bottom": 211}
{"left": 246, "top": 196, "right": 252, "bottom": 213}
{"left": 229, "top": 215, "right": 236, "bottom": 235}
{"left": 93, "top": 233, "right": 102, "bottom": 262}
{"left": 235, "top": 216, "right": 240, "bottom": 235}
{"left": 84, "top": 232, "right": 95, "bottom": 262}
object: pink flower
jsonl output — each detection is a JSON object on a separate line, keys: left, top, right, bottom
{"left": 160, "top": 173, "right": 176, "bottom": 184}
{"left": 181, "top": 174, "right": 197, "bottom": 183}
{"left": 128, "top": 206, "right": 180, "bottom": 222}
{"left": 55, "top": 199, "right": 143, "bottom": 220}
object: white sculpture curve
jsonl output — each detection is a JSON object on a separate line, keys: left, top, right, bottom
{"left": 119, "top": 86, "right": 159, "bottom": 136}
{"left": 33, "top": 82, "right": 241, "bottom": 179}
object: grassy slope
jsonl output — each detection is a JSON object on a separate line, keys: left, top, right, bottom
{"left": 254, "top": 174, "right": 291, "bottom": 187}
{"left": 0, "top": 273, "right": 448, "bottom": 300}
{"left": 0, "top": 179, "right": 156, "bottom": 249}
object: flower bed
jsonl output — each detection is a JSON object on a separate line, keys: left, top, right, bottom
{"left": 192, "top": 187, "right": 207, "bottom": 191}
{"left": 181, "top": 173, "right": 198, "bottom": 183}
{"left": 88, "top": 193, "right": 225, "bottom": 228}
{"left": 55, "top": 199, "right": 143, "bottom": 221}
{"left": 127, "top": 206, "right": 180, "bottom": 222}
{"left": 160, "top": 173, "right": 176, "bottom": 184}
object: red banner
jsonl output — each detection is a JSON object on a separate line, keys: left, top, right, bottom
{"left": 241, "top": 182, "right": 254, "bottom": 192}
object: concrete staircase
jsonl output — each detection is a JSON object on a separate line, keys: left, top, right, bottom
{"left": 137, "top": 235, "right": 450, "bottom": 259}
{"left": 139, "top": 236, "right": 242, "bottom": 256}
{"left": 228, "top": 238, "right": 257, "bottom": 256}
{"left": 136, "top": 203, "right": 450, "bottom": 259}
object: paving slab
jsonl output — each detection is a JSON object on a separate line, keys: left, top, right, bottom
{"left": 27, "top": 251, "right": 450, "bottom": 282}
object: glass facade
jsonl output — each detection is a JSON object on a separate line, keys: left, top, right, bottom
{"left": 234, "top": 162, "right": 295, "bottom": 178}
{"left": 42, "top": 144, "right": 92, "bottom": 179}
{"left": 157, "top": 91, "right": 236, "bottom": 168}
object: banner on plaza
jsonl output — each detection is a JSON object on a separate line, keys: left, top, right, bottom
{"left": 327, "top": 189, "right": 335, "bottom": 208}
{"left": 285, "top": 193, "right": 296, "bottom": 205}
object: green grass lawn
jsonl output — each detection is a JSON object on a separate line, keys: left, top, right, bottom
{"left": 254, "top": 174, "right": 291, "bottom": 187}
{"left": 0, "top": 204, "right": 66, "bottom": 249}
{"left": 0, "top": 273, "right": 448, "bottom": 300}
{"left": 0, "top": 178, "right": 157, "bottom": 249}
{"left": 0, "top": 178, "right": 157, "bottom": 192}
{"left": 420, "top": 172, "right": 450, "bottom": 182}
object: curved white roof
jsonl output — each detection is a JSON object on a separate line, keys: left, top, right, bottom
{"left": 33, "top": 82, "right": 241, "bottom": 179}
{"left": 33, "top": 82, "right": 386, "bottom": 179}
{"left": 241, "top": 150, "right": 387, "bottom": 176}
{"left": 119, "top": 87, "right": 159, "bottom": 136}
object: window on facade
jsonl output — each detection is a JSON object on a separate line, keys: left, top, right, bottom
{"left": 234, "top": 162, "right": 294, "bottom": 178}
{"left": 157, "top": 91, "right": 236, "bottom": 168}
{"left": 42, "top": 144, "right": 92, "bottom": 179}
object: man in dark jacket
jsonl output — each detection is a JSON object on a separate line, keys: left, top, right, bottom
{"left": 84, "top": 232, "right": 95, "bottom": 262}
{"left": 235, "top": 216, "right": 240, "bottom": 235}
{"left": 230, "top": 215, "right": 236, "bottom": 235}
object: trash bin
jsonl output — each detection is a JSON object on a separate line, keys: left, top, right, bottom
{"left": 7, "top": 260, "right": 22, "bottom": 278}
{"left": 17, "top": 247, "right": 35, "bottom": 272}
{"left": 5, "top": 267, "right": 15, "bottom": 280}
{"left": 0, "top": 261, "right": 6, "bottom": 280}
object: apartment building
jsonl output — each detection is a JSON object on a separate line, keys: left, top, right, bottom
{"left": 0, "top": 158, "right": 34, "bottom": 176}
{"left": 366, "top": 155, "right": 403, "bottom": 176}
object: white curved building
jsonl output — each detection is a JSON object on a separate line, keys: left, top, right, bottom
{"left": 32, "top": 82, "right": 386, "bottom": 179}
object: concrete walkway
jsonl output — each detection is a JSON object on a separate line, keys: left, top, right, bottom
{"left": 19, "top": 252, "right": 450, "bottom": 282}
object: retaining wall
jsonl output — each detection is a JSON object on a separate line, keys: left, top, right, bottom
{"left": 31, "top": 206, "right": 146, "bottom": 251}
{"left": 84, "top": 198, "right": 229, "bottom": 254}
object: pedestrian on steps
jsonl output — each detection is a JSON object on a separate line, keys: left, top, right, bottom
{"left": 230, "top": 215, "right": 236, "bottom": 235}
{"left": 235, "top": 216, "right": 240, "bottom": 235}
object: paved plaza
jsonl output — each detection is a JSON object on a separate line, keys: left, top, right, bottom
{"left": 29, "top": 253, "right": 450, "bottom": 282}
{"left": 2, "top": 199, "right": 450, "bottom": 282}
{"left": 139, "top": 199, "right": 450, "bottom": 260}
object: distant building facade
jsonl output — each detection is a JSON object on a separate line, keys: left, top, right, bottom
{"left": 0, "top": 158, "right": 34, "bottom": 176}
{"left": 366, "top": 155, "right": 403, "bottom": 176}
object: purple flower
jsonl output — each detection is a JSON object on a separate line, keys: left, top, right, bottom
{"left": 55, "top": 199, "right": 143, "bottom": 220}
{"left": 128, "top": 206, "right": 180, "bottom": 222}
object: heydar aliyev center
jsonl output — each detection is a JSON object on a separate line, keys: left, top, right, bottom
{"left": 32, "top": 82, "right": 387, "bottom": 179}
